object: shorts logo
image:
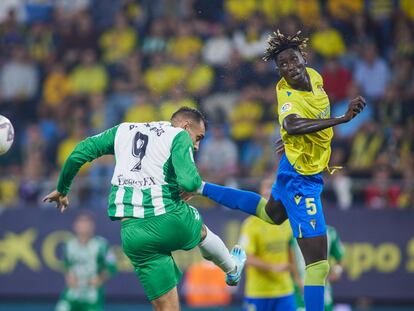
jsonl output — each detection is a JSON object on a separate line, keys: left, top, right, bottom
{"left": 294, "top": 195, "right": 302, "bottom": 205}
{"left": 280, "top": 102, "right": 292, "bottom": 114}
{"left": 310, "top": 219, "right": 316, "bottom": 230}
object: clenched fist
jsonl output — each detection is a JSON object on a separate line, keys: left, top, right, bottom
{"left": 342, "top": 96, "right": 366, "bottom": 122}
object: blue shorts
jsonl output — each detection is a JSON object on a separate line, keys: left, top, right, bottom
{"left": 243, "top": 294, "right": 296, "bottom": 311}
{"left": 271, "top": 154, "right": 327, "bottom": 238}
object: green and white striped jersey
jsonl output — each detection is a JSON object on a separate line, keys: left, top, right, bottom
{"left": 62, "top": 236, "right": 116, "bottom": 303}
{"left": 57, "top": 122, "right": 202, "bottom": 219}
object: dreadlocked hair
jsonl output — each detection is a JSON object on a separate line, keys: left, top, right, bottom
{"left": 263, "top": 30, "right": 308, "bottom": 62}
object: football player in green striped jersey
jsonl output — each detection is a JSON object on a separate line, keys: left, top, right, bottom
{"left": 44, "top": 107, "right": 246, "bottom": 311}
{"left": 55, "top": 212, "right": 116, "bottom": 311}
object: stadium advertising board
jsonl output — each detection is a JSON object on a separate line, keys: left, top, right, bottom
{"left": 0, "top": 208, "right": 413, "bottom": 302}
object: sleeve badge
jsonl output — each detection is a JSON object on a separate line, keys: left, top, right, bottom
{"left": 280, "top": 102, "right": 292, "bottom": 114}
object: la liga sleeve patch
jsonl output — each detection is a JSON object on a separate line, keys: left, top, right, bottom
{"left": 280, "top": 102, "right": 292, "bottom": 114}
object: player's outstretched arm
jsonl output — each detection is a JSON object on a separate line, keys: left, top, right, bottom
{"left": 283, "top": 96, "right": 366, "bottom": 135}
{"left": 43, "top": 126, "right": 119, "bottom": 212}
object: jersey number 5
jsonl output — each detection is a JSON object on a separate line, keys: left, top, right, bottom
{"left": 305, "top": 198, "right": 317, "bottom": 215}
{"left": 131, "top": 131, "right": 149, "bottom": 172}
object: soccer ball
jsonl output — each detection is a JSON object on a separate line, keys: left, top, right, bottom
{"left": 0, "top": 115, "right": 14, "bottom": 155}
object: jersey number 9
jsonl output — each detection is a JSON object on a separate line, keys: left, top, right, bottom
{"left": 131, "top": 131, "right": 149, "bottom": 172}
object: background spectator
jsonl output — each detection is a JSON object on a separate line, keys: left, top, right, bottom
{"left": 0, "top": 0, "right": 412, "bottom": 210}
{"left": 198, "top": 124, "right": 238, "bottom": 184}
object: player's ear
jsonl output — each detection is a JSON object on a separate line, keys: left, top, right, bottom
{"left": 183, "top": 120, "right": 191, "bottom": 131}
{"left": 275, "top": 65, "right": 281, "bottom": 76}
{"left": 301, "top": 53, "right": 307, "bottom": 65}
{"left": 273, "top": 60, "right": 281, "bottom": 76}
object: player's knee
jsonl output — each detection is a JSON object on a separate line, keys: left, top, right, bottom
{"left": 272, "top": 215, "right": 286, "bottom": 225}
{"left": 264, "top": 200, "right": 287, "bottom": 225}
{"left": 255, "top": 198, "right": 275, "bottom": 224}
{"left": 151, "top": 287, "right": 180, "bottom": 311}
{"left": 304, "top": 260, "right": 330, "bottom": 286}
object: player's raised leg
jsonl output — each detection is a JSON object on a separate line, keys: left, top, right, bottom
{"left": 200, "top": 182, "right": 288, "bottom": 225}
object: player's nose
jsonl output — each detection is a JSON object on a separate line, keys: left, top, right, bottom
{"left": 288, "top": 62, "right": 296, "bottom": 72}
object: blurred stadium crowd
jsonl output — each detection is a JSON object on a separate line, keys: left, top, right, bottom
{"left": 0, "top": 0, "right": 413, "bottom": 210}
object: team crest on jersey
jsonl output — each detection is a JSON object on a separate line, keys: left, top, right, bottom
{"left": 310, "top": 219, "right": 316, "bottom": 230}
{"left": 280, "top": 102, "right": 292, "bottom": 114}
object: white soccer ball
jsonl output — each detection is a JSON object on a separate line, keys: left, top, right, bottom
{"left": 0, "top": 115, "right": 14, "bottom": 155}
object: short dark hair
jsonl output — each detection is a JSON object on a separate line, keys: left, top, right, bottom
{"left": 75, "top": 210, "right": 95, "bottom": 223}
{"left": 171, "top": 106, "right": 208, "bottom": 130}
{"left": 263, "top": 30, "right": 308, "bottom": 63}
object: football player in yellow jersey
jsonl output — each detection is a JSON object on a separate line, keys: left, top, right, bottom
{"left": 240, "top": 177, "right": 298, "bottom": 311}
{"left": 193, "top": 30, "right": 365, "bottom": 311}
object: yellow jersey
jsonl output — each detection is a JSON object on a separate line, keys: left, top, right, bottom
{"left": 240, "top": 216, "right": 294, "bottom": 298}
{"left": 276, "top": 67, "right": 333, "bottom": 175}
